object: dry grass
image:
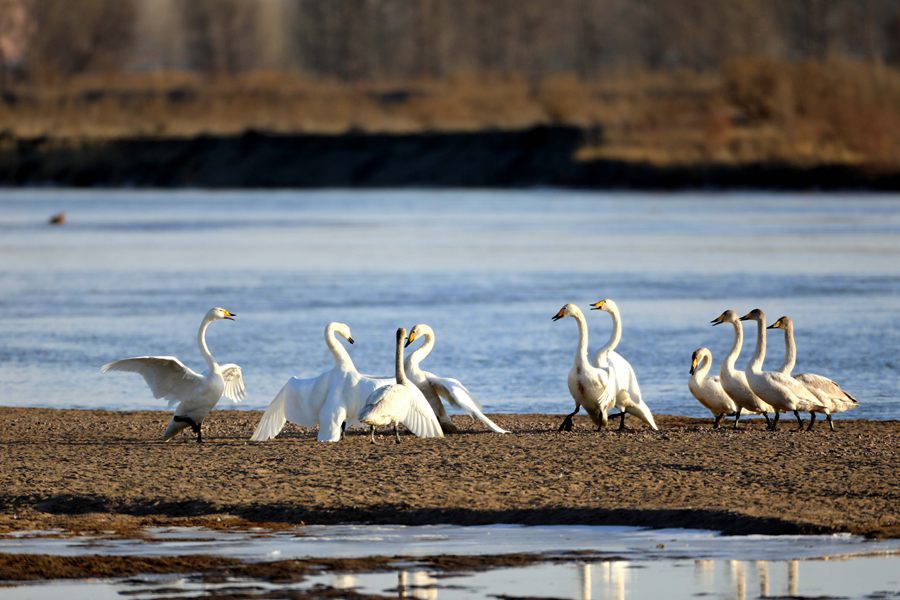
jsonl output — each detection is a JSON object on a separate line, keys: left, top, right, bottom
{"left": 2, "top": 59, "right": 899, "bottom": 169}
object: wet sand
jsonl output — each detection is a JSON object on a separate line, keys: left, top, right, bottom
{"left": 1, "top": 407, "right": 897, "bottom": 541}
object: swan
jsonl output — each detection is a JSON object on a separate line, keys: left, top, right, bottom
{"left": 740, "top": 308, "right": 827, "bottom": 430}
{"left": 688, "top": 347, "right": 738, "bottom": 428}
{"left": 101, "top": 307, "right": 245, "bottom": 443}
{"left": 250, "top": 322, "right": 391, "bottom": 443}
{"left": 767, "top": 315, "right": 858, "bottom": 431}
{"left": 359, "top": 327, "right": 445, "bottom": 443}
{"left": 552, "top": 303, "right": 618, "bottom": 431}
{"left": 588, "top": 299, "right": 658, "bottom": 431}
{"left": 710, "top": 309, "right": 774, "bottom": 429}
{"left": 404, "top": 324, "right": 508, "bottom": 434}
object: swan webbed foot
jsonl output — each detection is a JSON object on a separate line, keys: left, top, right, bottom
{"left": 806, "top": 412, "right": 817, "bottom": 431}
{"left": 559, "top": 407, "right": 579, "bottom": 432}
{"left": 394, "top": 423, "right": 401, "bottom": 444}
{"left": 713, "top": 413, "right": 724, "bottom": 429}
{"left": 173, "top": 415, "right": 202, "bottom": 443}
{"left": 440, "top": 421, "right": 460, "bottom": 435}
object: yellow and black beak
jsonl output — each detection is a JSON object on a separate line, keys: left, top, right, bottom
{"left": 551, "top": 308, "right": 566, "bottom": 322}
{"left": 766, "top": 319, "right": 781, "bottom": 330}
{"left": 589, "top": 300, "right": 606, "bottom": 311}
{"left": 347, "top": 336, "right": 355, "bottom": 344}
{"left": 689, "top": 351, "right": 699, "bottom": 375}
{"left": 710, "top": 312, "right": 726, "bottom": 326}
{"left": 404, "top": 330, "right": 416, "bottom": 348}
{"left": 739, "top": 311, "right": 754, "bottom": 321}
{"left": 224, "top": 310, "right": 236, "bottom": 321}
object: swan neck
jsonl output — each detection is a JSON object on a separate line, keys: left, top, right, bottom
{"left": 599, "top": 306, "right": 622, "bottom": 356}
{"left": 573, "top": 310, "right": 590, "bottom": 364}
{"left": 395, "top": 335, "right": 408, "bottom": 385}
{"left": 406, "top": 332, "right": 434, "bottom": 370}
{"left": 749, "top": 317, "right": 766, "bottom": 372}
{"left": 779, "top": 323, "right": 797, "bottom": 375}
{"left": 197, "top": 316, "right": 216, "bottom": 369}
{"left": 723, "top": 319, "right": 743, "bottom": 372}
{"left": 325, "top": 324, "right": 353, "bottom": 367}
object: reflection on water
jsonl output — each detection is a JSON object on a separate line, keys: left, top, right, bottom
{"left": 4, "top": 554, "right": 899, "bottom": 600}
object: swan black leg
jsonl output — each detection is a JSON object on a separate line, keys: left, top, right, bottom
{"left": 827, "top": 413, "right": 835, "bottom": 432}
{"left": 559, "top": 406, "right": 580, "bottom": 432}
{"left": 806, "top": 412, "right": 817, "bottom": 431}
{"left": 733, "top": 407, "right": 742, "bottom": 429}
{"left": 713, "top": 413, "right": 723, "bottom": 429}
{"left": 618, "top": 411, "right": 626, "bottom": 431}
{"left": 769, "top": 412, "right": 780, "bottom": 431}
{"left": 596, "top": 410, "right": 608, "bottom": 432}
{"left": 762, "top": 412, "right": 772, "bottom": 428}
{"left": 369, "top": 425, "right": 376, "bottom": 444}
{"left": 174, "top": 416, "right": 202, "bottom": 443}
{"left": 340, "top": 421, "right": 346, "bottom": 440}
{"left": 794, "top": 410, "right": 804, "bottom": 430}
{"left": 394, "top": 423, "right": 401, "bottom": 444}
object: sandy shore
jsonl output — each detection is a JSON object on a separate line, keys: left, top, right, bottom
{"left": 1, "top": 407, "right": 897, "bottom": 540}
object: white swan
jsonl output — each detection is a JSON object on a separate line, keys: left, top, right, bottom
{"left": 552, "top": 303, "right": 618, "bottom": 431}
{"left": 404, "top": 324, "right": 508, "bottom": 434}
{"left": 740, "top": 308, "right": 826, "bottom": 430}
{"left": 767, "top": 315, "right": 858, "bottom": 430}
{"left": 711, "top": 309, "right": 774, "bottom": 429}
{"left": 588, "top": 299, "right": 658, "bottom": 431}
{"left": 359, "top": 327, "right": 445, "bottom": 443}
{"left": 101, "top": 307, "right": 245, "bottom": 443}
{"left": 250, "top": 322, "right": 391, "bottom": 443}
{"left": 688, "top": 347, "right": 738, "bottom": 428}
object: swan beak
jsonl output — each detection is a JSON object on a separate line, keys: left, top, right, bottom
{"left": 347, "top": 336, "right": 355, "bottom": 344}
{"left": 690, "top": 352, "right": 698, "bottom": 374}
{"left": 551, "top": 309, "right": 565, "bottom": 322}
{"left": 224, "top": 310, "right": 236, "bottom": 321}
{"left": 710, "top": 314, "right": 725, "bottom": 326}
{"left": 767, "top": 322, "right": 779, "bottom": 330}
{"left": 738, "top": 311, "right": 753, "bottom": 321}
{"left": 589, "top": 300, "right": 605, "bottom": 311}
{"left": 404, "top": 331, "right": 416, "bottom": 348}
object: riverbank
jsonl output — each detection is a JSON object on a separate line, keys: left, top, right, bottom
{"left": 3, "top": 127, "right": 899, "bottom": 189}
{"left": 1, "top": 407, "right": 897, "bottom": 539}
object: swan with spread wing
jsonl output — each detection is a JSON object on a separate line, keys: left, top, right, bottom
{"left": 404, "top": 324, "right": 508, "bottom": 434}
{"left": 101, "top": 307, "right": 245, "bottom": 443}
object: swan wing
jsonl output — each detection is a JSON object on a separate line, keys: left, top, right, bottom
{"left": 764, "top": 371, "right": 826, "bottom": 408}
{"left": 101, "top": 356, "right": 204, "bottom": 406}
{"left": 251, "top": 374, "right": 326, "bottom": 441}
{"left": 401, "top": 386, "right": 445, "bottom": 438}
{"left": 428, "top": 374, "right": 508, "bottom": 433}
{"left": 220, "top": 363, "right": 246, "bottom": 403}
{"left": 795, "top": 373, "right": 858, "bottom": 404}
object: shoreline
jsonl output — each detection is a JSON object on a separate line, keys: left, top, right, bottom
{"left": 3, "top": 127, "right": 899, "bottom": 190}
{"left": 1, "top": 407, "right": 898, "bottom": 540}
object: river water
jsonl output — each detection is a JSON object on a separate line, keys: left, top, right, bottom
{"left": 0, "top": 189, "right": 897, "bottom": 418}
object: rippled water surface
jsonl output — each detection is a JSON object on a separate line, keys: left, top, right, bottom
{"left": 0, "top": 189, "right": 897, "bottom": 418}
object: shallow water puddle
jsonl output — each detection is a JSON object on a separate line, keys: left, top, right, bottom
{"left": 3, "top": 525, "right": 899, "bottom": 599}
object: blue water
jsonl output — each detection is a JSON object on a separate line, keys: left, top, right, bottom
{"left": 0, "top": 189, "right": 897, "bottom": 419}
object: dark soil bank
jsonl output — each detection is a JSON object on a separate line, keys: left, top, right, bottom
{"left": 1, "top": 408, "right": 898, "bottom": 539}
{"left": 2, "top": 127, "right": 899, "bottom": 189}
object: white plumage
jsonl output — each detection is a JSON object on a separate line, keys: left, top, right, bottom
{"left": 404, "top": 324, "right": 508, "bottom": 434}
{"left": 251, "top": 322, "right": 391, "bottom": 443}
{"left": 688, "top": 347, "right": 737, "bottom": 428}
{"left": 589, "top": 299, "right": 658, "bottom": 431}
{"left": 359, "top": 327, "right": 444, "bottom": 443}
{"left": 101, "top": 307, "right": 244, "bottom": 442}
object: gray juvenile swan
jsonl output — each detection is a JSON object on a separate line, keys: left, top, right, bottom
{"left": 101, "top": 307, "right": 245, "bottom": 443}
{"left": 552, "top": 303, "right": 617, "bottom": 431}
{"left": 359, "top": 327, "right": 444, "bottom": 443}
{"left": 740, "top": 308, "right": 826, "bottom": 430}
{"left": 404, "top": 324, "right": 508, "bottom": 434}
{"left": 711, "top": 309, "right": 774, "bottom": 429}
{"left": 768, "top": 315, "right": 858, "bottom": 431}
{"left": 688, "top": 347, "right": 738, "bottom": 428}
{"left": 589, "top": 299, "right": 658, "bottom": 431}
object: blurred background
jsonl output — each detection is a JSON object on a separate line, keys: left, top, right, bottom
{"left": 1, "top": 0, "right": 899, "bottom": 184}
